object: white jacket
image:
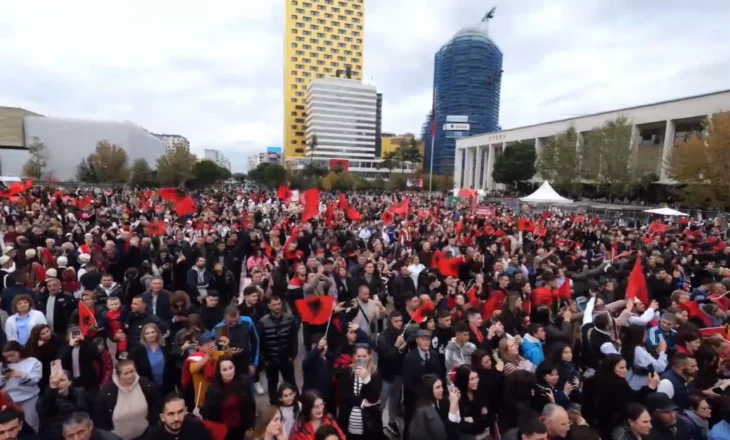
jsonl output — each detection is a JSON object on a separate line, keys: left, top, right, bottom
{"left": 5, "top": 310, "right": 47, "bottom": 343}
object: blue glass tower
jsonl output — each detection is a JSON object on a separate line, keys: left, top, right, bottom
{"left": 424, "top": 24, "right": 503, "bottom": 176}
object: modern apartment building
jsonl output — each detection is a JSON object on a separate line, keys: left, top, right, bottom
{"left": 153, "top": 133, "right": 190, "bottom": 152}
{"left": 305, "top": 76, "right": 376, "bottom": 160}
{"left": 203, "top": 149, "right": 232, "bottom": 171}
{"left": 284, "top": 0, "right": 365, "bottom": 160}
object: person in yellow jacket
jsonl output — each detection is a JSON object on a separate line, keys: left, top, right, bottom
{"left": 182, "top": 331, "right": 225, "bottom": 410}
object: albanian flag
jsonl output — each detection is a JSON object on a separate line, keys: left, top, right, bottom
{"left": 390, "top": 199, "right": 410, "bottom": 216}
{"left": 482, "top": 290, "right": 507, "bottom": 321}
{"left": 626, "top": 255, "right": 649, "bottom": 306}
{"left": 439, "top": 256, "right": 464, "bottom": 278}
{"left": 411, "top": 301, "right": 436, "bottom": 324}
{"left": 301, "top": 188, "right": 320, "bottom": 223}
{"left": 382, "top": 210, "right": 394, "bottom": 225}
{"left": 278, "top": 185, "right": 293, "bottom": 202}
{"left": 432, "top": 249, "right": 444, "bottom": 269}
{"left": 296, "top": 295, "right": 335, "bottom": 325}
{"left": 338, "top": 193, "right": 349, "bottom": 211}
{"left": 346, "top": 207, "right": 363, "bottom": 222}
{"left": 79, "top": 301, "right": 98, "bottom": 337}
{"left": 158, "top": 188, "right": 197, "bottom": 216}
{"left": 146, "top": 221, "right": 167, "bottom": 236}
{"left": 518, "top": 218, "right": 535, "bottom": 232}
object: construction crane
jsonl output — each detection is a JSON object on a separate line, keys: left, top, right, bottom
{"left": 479, "top": 6, "right": 496, "bottom": 33}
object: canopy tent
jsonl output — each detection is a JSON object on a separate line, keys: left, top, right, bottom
{"left": 643, "top": 207, "right": 689, "bottom": 217}
{"left": 519, "top": 181, "right": 573, "bottom": 204}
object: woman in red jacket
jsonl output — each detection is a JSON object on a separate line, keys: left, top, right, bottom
{"left": 290, "top": 391, "right": 345, "bottom": 440}
{"left": 202, "top": 354, "right": 257, "bottom": 440}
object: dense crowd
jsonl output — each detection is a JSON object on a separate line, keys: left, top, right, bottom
{"left": 0, "top": 183, "right": 730, "bottom": 440}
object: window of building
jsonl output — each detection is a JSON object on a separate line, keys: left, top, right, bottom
{"left": 296, "top": 36, "right": 305, "bottom": 42}
{"left": 332, "top": 35, "right": 339, "bottom": 40}
{"left": 295, "top": 148, "right": 304, "bottom": 153}
{"left": 325, "top": 13, "right": 333, "bottom": 18}
{"left": 331, "top": 48, "right": 339, "bottom": 53}
{"left": 324, "top": 41, "right": 332, "bottom": 46}
{"left": 317, "top": 46, "right": 325, "bottom": 51}
{"left": 338, "top": 15, "right": 346, "bottom": 20}
{"left": 303, "top": 44, "right": 311, "bottom": 49}
{"left": 351, "top": 57, "right": 359, "bottom": 63}
{"left": 345, "top": 23, "right": 352, "bottom": 29}
{"left": 296, "top": 77, "right": 304, "bottom": 83}
{"left": 311, "top": 11, "right": 319, "bottom": 16}
{"left": 317, "top": 74, "right": 325, "bottom": 78}
{"left": 292, "top": 0, "right": 298, "bottom": 5}
{"left": 353, "top": 3, "right": 360, "bottom": 9}
{"left": 291, "top": 124, "right": 298, "bottom": 129}
{"left": 312, "top": 52, "right": 319, "bottom": 57}
{"left": 324, "top": 54, "right": 332, "bottom": 59}
{"left": 295, "top": 22, "right": 304, "bottom": 28}
{"left": 332, "top": 21, "right": 339, "bottom": 27}
{"left": 331, "top": 62, "right": 339, "bottom": 67}
{"left": 296, "top": 105, "right": 305, "bottom": 110}
{"left": 296, "top": 64, "right": 304, "bottom": 69}
{"left": 303, "top": 30, "right": 311, "bottom": 35}
{"left": 324, "top": 27, "right": 333, "bottom": 32}
{"left": 291, "top": 111, "right": 297, "bottom": 116}
{"left": 345, "top": 10, "right": 353, "bottom": 15}
{"left": 344, "top": 37, "right": 352, "bottom": 42}
{"left": 291, "top": 14, "right": 298, "bottom": 19}
{"left": 318, "top": 4, "right": 326, "bottom": 9}
{"left": 296, "top": 92, "right": 304, "bottom": 97}
{"left": 339, "top": 28, "right": 347, "bottom": 34}
{"left": 295, "top": 118, "right": 305, "bottom": 123}
{"left": 291, "top": 43, "right": 297, "bottom": 48}
{"left": 317, "top": 60, "right": 325, "bottom": 65}
{"left": 302, "top": 58, "right": 310, "bottom": 63}
{"left": 317, "top": 19, "right": 326, "bottom": 24}
{"left": 356, "top": 51, "right": 361, "bottom": 56}
{"left": 356, "top": 38, "right": 362, "bottom": 43}
{"left": 344, "top": 50, "right": 352, "bottom": 55}
{"left": 291, "top": 98, "right": 298, "bottom": 103}
{"left": 338, "top": 1, "right": 346, "bottom": 6}
{"left": 303, "top": 2, "right": 311, "bottom": 6}
{"left": 338, "top": 55, "right": 346, "bottom": 61}
{"left": 310, "top": 24, "right": 319, "bottom": 30}
{"left": 296, "top": 50, "right": 304, "bottom": 55}
{"left": 291, "top": 57, "right": 297, "bottom": 62}
{"left": 324, "top": 68, "right": 332, "bottom": 72}
{"left": 295, "top": 132, "right": 304, "bottom": 136}
{"left": 337, "top": 42, "right": 345, "bottom": 48}
{"left": 303, "top": 72, "right": 311, "bottom": 77}
{"left": 357, "top": 25, "right": 362, "bottom": 30}
{"left": 332, "top": 7, "right": 340, "bottom": 12}
{"left": 357, "top": 11, "right": 362, "bottom": 17}
{"left": 325, "top": 0, "right": 332, "bottom": 4}
{"left": 303, "top": 16, "right": 311, "bottom": 22}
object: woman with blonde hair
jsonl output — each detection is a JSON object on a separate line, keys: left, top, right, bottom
{"left": 130, "top": 322, "right": 174, "bottom": 393}
{"left": 336, "top": 343, "right": 384, "bottom": 440}
{"left": 253, "top": 406, "right": 288, "bottom": 440}
{"left": 498, "top": 337, "right": 535, "bottom": 376}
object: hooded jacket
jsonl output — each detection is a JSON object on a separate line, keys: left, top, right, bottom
{"left": 444, "top": 338, "right": 477, "bottom": 373}
{"left": 521, "top": 333, "right": 545, "bottom": 367}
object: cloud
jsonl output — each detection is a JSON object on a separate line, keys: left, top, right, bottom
{"left": 1, "top": 0, "right": 729, "bottom": 172}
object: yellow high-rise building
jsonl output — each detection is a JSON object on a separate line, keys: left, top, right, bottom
{"left": 284, "top": 0, "right": 365, "bottom": 160}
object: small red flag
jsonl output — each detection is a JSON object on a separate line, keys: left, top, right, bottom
{"left": 301, "top": 189, "right": 320, "bottom": 223}
{"left": 146, "top": 221, "right": 166, "bottom": 236}
{"left": 278, "top": 185, "right": 293, "bottom": 202}
{"left": 481, "top": 290, "right": 506, "bottom": 321}
{"left": 411, "top": 301, "right": 436, "bottom": 324}
{"left": 557, "top": 279, "right": 572, "bottom": 300}
{"left": 648, "top": 221, "right": 669, "bottom": 234}
{"left": 79, "top": 302, "right": 98, "bottom": 336}
{"left": 296, "top": 296, "right": 335, "bottom": 325}
{"left": 432, "top": 249, "right": 444, "bottom": 269}
{"left": 438, "top": 256, "right": 464, "bottom": 277}
{"left": 626, "top": 256, "right": 649, "bottom": 306}
{"left": 382, "top": 211, "right": 394, "bottom": 225}
{"left": 518, "top": 218, "right": 535, "bottom": 232}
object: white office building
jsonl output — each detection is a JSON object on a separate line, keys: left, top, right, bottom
{"left": 455, "top": 89, "right": 730, "bottom": 191}
{"left": 204, "top": 149, "right": 231, "bottom": 171}
{"left": 305, "top": 77, "right": 377, "bottom": 160}
{"left": 153, "top": 133, "right": 190, "bottom": 152}
{"left": 248, "top": 152, "right": 266, "bottom": 171}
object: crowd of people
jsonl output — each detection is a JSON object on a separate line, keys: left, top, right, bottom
{"left": 0, "top": 183, "right": 729, "bottom": 440}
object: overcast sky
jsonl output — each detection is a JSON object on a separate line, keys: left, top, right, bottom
{"left": 2, "top": 0, "right": 729, "bottom": 172}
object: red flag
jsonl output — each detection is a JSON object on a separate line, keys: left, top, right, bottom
{"left": 533, "top": 223, "right": 547, "bottom": 237}
{"left": 346, "top": 207, "right": 363, "bottom": 222}
{"left": 79, "top": 302, "right": 98, "bottom": 336}
{"left": 158, "top": 188, "right": 196, "bottom": 216}
{"left": 418, "top": 209, "right": 430, "bottom": 220}
{"left": 263, "top": 241, "right": 274, "bottom": 260}
{"left": 455, "top": 220, "right": 464, "bottom": 235}
{"left": 338, "top": 193, "right": 349, "bottom": 211}
{"left": 573, "top": 215, "right": 586, "bottom": 224}
{"left": 482, "top": 290, "right": 506, "bottom": 321}
{"left": 301, "top": 188, "right": 320, "bottom": 223}
{"left": 648, "top": 221, "right": 669, "bottom": 234}
{"left": 432, "top": 249, "right": 444, "bottom": 269}
{"left": 439, "top": 256, "right": 464, "bottom": 277}
{"left": 146, "top": 221, "right": 166, "bottom": 236}
{"left": 518, "top": 218, "right": 535, "bottom": 232}
{"left": 484, "top": 225, "right": 496, "bottom": 236}
{"left": 382, "top": 211, "right": 394, "bottom": 225}
{"left": 626, "top": 256, "right": 649, "bottom": 306}
{"left": 174, "top": 197, "right": 197, "bottom": 216}
{"left": 557, "top": 279, "right": 572, "bottom": 300}
{"left": 278, "top": 185, "right": 293, "bottom": 202}
{"left": 390, "top": 199, "right": 410, "bottom": 216}
{"left": 324, "top": 204, "right": 337, "bottom": 227}
{"left": 411, "top": 301, "right": 436, "bottom": 324}
{"left": 296, "top": 296, "right": 335, "bottom": 325}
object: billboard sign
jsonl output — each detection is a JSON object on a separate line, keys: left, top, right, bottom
{"left": 445, "top": 131, "right": 467, "bottom": 139}
{"left": 329, "top": 159, "right": 350, "bottom": 171}
{"left": 443, "top": 123, "right": 470, "bottom": 131}
{"left": 446, "top": 115, "right": 469, "bottom": 123}
{"left": 267, "top": 146, "right": 282, "bottom": 153}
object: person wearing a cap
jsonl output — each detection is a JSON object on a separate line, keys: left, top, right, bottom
{"left": 645, "top": 392, "right": 689, "bottom": 439}
{"left": 182, "top": 331, "right": 224, "bottom": 410}
{"left": 402, "top": 329, "right": 444, "bottom": 437}
{"left": 0, "top": 254, "right": 16, "bottom": 290}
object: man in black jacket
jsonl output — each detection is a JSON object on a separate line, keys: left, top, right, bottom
{"left": 142, "top": 277, "right": 173, "bottom": 324}
{"left": 37, "top": 278, "right": 77, "bottom": 336}
{"left": 402, "top": 329, "right": 445, "bottom": 438}
{"left": 145, "top": 393, "right": 212, "bottom": 440}
{"left": 257, "top": 295, "right": 298, "bottom": 404}
{"left": 390, "top": 264, "right": 417, "bottom": 312}
{"left": 126, "top": 296, "right": 169, "bottom": 352}
{"left": 376, "top": 310, "right": 406, "bottom": 437}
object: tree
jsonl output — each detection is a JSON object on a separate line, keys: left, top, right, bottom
{"left": 665, "top": 112, "right": 730, "bottom": 209}
{"left": 248, "top": 163, "right": 287, "bottom": 188}
{"left": 492, "top": 142, "right": 536, "bottom": 189}
{"left": 86, "top": 141, "right": 130, "bottom": 183}
{"left": 76, "top": 158, "right": 98, "bottom": 183}
{"left": 233, "top": 173, "right": 247, "bottom": 182}
{"left": 308, "top": 135, "right": 318, "bottom": 164}
{"left": 321, "top": 171, "right": 338, "bottom": 190}
{"left": 580, "top": 116, "right": 636, "bottom": 197}
{"left": 156, "top": 142, "right": 197, "bottom": 186}
{"left": 401, "top": 139, "right": 424, "bottom": 167}
{"left": 378, "top": 151, "right": 399, "bottom": 177}
{"left": 537, "top": 126, "right": 580, "bottom": 192}
{"left": 22, "top": 137, "right": 49, "bottom": 179}
{"left": 130, "top": 158, "right": 154, "bottom": 186}
{"left": 193, "top": 160, "right": 231, "bottom": 186}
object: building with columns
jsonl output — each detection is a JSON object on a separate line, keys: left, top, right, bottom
{"left": 455, "top": 89, "right": 730, "bottom": 191}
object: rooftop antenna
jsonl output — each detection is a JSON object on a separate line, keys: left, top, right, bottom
{"left": 479, "top": 6, "right": 496, "bottom": 34}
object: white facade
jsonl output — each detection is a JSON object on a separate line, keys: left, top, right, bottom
{"left": 455, "top": 90, "right": 730, "bottom": 190}
{"left": 19, "top": 116, "right": 166, "bottom": 182}
{"left": 248, "top": 152, "right": 266, "bottom": 171}
{"left": 305, "top": 77, "right": 377, "bottom": 160}
{"left": 204, "top": 149, "right": 231, "bottom": 171}
{"left": 287, "top": 158, "right": 416, "bottom": 180}
{"left": 153, "top": 133, "right": 190, "bottom": 152}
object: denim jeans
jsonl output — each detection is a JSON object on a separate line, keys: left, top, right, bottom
{"left": 379, "top": 375, "right": 403, "bottom": 424}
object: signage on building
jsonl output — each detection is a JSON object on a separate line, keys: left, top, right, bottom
{"left": 446, "top": 115, "right": 469, "bottom": 123}
{"left": 329, "top": 159, "right": 350, "bottom": 171}
{"left": 407, "top": 179, "right": 423, "bottom": 188}
{"left": 486, "top": 133, "right": 507, "bottom": 142}
{"left": 443, "top": 123, "right": 470, "bottom": 131}
{"left": 267, "top": 146, "right": 282, "bottom": 153}
{"left": 445, "top": 131, "right": 467, "bottom": 139}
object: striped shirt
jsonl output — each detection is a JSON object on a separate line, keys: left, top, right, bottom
{"left": 348, "top": 375, "right": 364, "bottom": 435}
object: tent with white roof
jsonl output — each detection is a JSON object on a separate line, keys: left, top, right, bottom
{"left": 519, "top": 181, "right": 573, "bottom": 204}
{"left": 643, "top": 207, "right": 689, "bottom": 216}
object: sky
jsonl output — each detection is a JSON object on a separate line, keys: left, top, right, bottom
{"left": 1, "top": 0, "right": 730, "bottom": 172}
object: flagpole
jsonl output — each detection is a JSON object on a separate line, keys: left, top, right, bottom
{"left": 428, "top": 129, "right": 435, "bottom": 194}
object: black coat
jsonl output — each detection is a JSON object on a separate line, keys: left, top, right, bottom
{"left": 95, "top": 377, "right": 161, "bottom": 432}
{"left": 29, "top": 335, "right": 66, "bottom": 391}
{"left": 130, "top": 344, "right": 176, "bottom": 394}
{"left": 37, "top": 293, "right": 77, "bottom": 335}
{"left": 402, "top": 348, "right": 445, "bottom": 409}
{"left": 125, "top": 311, "right": 169, "bottom": 351}
{"left": 141, "top": 290, "right": 173, "bottom": 324}
{"left": 59, "top": 339, "right": 103, "bottom": 391}
{"left": 337, "top": 368, "right": 385, "bottom": 439}
{"left": 37, "top": 388, "right": 91, "bottom": 440}
{"left": 201, "top": 379, "right": 256, "bottom": 432}
{"left": 376, "top": 326, "right": 404, "bottom": 381}
{"left": 257, "top": 313, "right": 298, "bottom": 364}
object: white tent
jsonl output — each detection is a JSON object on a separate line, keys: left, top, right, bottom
{"left": 643, "top": 207, "right": 689, "bottom": 216}
{"left": 519, "top": 181, "right": 573, "bottom": 204}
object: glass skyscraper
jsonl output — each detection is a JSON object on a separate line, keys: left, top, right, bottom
{"left": 425, "top": 24, "right": 503, "bottom": 176}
